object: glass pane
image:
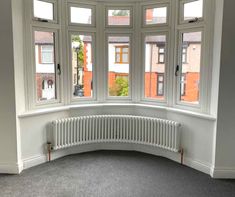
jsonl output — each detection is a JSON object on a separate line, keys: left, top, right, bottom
{"left": 71, "top": 35, "right": 93, "bottom": 98}
{"left": 108, "top": 9, "right": 130, "bottom": 26}
{"left": 34, "top": 0, "right": 54, "bottom": 20}
{"left": 70, "top": 7, "right": 92, "bottom": 24}
{"left": 122, "top": 54, "right": 129, "bottom": 63}
{"left": 145, "top": 7, "right": 167, "bottom": 25}
{"left": 108, "top": 36, "right": 130, "bottom": 97}
{"left": 145, "top": 35, "right": 166, "bottom": 100}
{"left": 34, "top": 31, "right": 56, "bottom": 101}
{"left": 180, "top": 32, "right": 202, "bottom": 104}
{"left": 122, "top": 47, "right": 128, "bottom": 53}
{"left": 116, "top": 54, "right": 121, "bottom": 63}
{"left": 184, "top": 0, "right": 203, "bottom": 21}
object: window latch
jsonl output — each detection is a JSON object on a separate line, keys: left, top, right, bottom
{"left": 57, "top": 64, "right": 61, "bottom": 75}
{"left": 188, "top": 17, "right": 199, "bottom": 23}
{"left": 175, "top": 65, "right": 180, "bottom": 77}
{"left": 36, "top": 18, "right": 49, "bottom": 23}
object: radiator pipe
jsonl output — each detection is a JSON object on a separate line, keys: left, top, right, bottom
{"left": 180, "top": 148, "right": 184, "bottom": 165}
{"left": 47, "top": 142, "right": 52, "bottom": 162}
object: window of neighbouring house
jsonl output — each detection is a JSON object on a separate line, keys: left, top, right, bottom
{"left": 115, "top": 46, "right": 129, "bottom": 64}
{"left": 40, "top": 45, "right": 54, "bottom": 64}
{"left": 182, "top": 46, "right": 188, "bottom": 63}
{"left": 158, "top": 46, "right": 165, "bottom": 63}
{"left": 157, "top": 74, "right": 164, "bottom": 96}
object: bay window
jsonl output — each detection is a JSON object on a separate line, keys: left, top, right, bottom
{"left": 25, "top": 0, "right": 214, "bottom": 114}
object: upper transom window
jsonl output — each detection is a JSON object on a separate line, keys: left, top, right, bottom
{"left": 144, "top": 6, "right": 168, "bottom": 26}
{"left": 107, "top": 8, "right": 131, "bottom": 26}
{"left": 181, "top": 0, "right": 204, "bottom": 23}
{"left": 33, "top": 0, "right": 55, "bottom": 21}
{"left": 70, "top": 5, "right": 93, "bottom": 25}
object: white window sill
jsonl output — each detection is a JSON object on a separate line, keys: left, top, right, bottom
{"left": 18, "top": 103, "right": 216, "bottom": 121}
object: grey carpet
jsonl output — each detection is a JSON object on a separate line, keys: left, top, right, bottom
{"left": 0, "top": 151, "right": 235, "bottom": 197}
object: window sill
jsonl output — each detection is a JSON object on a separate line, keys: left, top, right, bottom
{"left": 18, "top": 102, "right": 216, "bottom": 121}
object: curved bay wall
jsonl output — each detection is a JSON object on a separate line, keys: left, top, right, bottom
{"left": 19, "top": 104, "right": 216, "bottom": 175}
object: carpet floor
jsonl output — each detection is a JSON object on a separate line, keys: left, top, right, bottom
{"left": 0, "top": 151, "right": 235, "bottom": 197}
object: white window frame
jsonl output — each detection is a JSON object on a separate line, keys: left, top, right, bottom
{"left": 105, "top": 33, "right": 133, "bottom": 101}
{"left": 105, "top": 6, "right": 133, "bottom": 28}
{"left": 141, "top": 32, "right": 169, "bottom": 104}
{"left": 68, "top": 32, "right": 97, "bottom": 103}
{"left": 33, "top": 0, "right": 58, "bottom": 24}
{"left": 175, "top": 28, "right": 204, "bottom": 110}
{"left": 179, "top": 0, "right": 205, "bottom": 25}
{"left": 30, "top": 27, "right": 62, "bottom": 108}
{"left": 68, "top": 3, "right": 96, "bottom": 27}
{"left": 142, "top": 3, "right": 170, "bottom": 28}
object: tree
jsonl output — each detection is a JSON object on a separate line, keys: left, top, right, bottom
{"left": 109, "top": 77, "right": 129, "bottom": 96}
{"left": 72, "top": 35, "right": 84, "bottom": 68}
{"left": 112, "top": 10, "right": 129, "bottom": 16}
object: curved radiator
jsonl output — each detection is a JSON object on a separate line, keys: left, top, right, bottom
{"left": 49, "top": 115, "right": 181, "bottom": 153}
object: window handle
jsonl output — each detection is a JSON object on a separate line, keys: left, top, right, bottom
{"left": 175, "top": 65, "right": 180, "bottom": 77}
{"left": 189, "top": 17, "right": 199, "bottom": 23}
{"left": 57, "top": 64, "right": 61, "bottom": 75}
{"left": 36, "top": 18, "right": 49, "bottom": 23}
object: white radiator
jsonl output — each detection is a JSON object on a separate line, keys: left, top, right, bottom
{"left": 49, "top": 115, "right": 181, "bottom": 152}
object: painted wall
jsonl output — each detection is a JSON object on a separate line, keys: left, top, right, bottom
{"left": 213, "top": 0, "right": 235, "bottom": 178}
{"left": 0, "top": 0, "right": 19, "bottom": 173}
{"left": 19, "top": 106, "right": 215, "bottom": 175}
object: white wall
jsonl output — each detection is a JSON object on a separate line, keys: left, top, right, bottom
{"left": 19, "top": 106, "right": 216, "bottom": 175}
{"left": 0, "top": 0, "right": 19, "bottom": 174}
{"left": 213, "top": 0, "right": 235, "bottom": 178}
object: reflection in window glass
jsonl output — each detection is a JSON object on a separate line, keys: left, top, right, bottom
{"left": 180, "top": 31, "right": 202, "bottom": 104}
{"left": 145, "top": 35, "right": 166, "bottom": 100}
{"left": 108, "top": 9, "right": 130, "bottom": 26}
{"left": 34, "top": 31, "right": 56, "bottom": 101}
{"left": 145, "top": 7, "right": 167, "bottom": 25}
{"left": 71, "top": 35, "right": 93, "bottom": 98}
{"left": 70, "top": 7, "right": 92, "bottom": 24}
{"left": 184, "top": 0, "right": 203, "bottom": 21}
{"left": 108, "top": 36, "right": 130, "bottom": 97}
{"left": 34, "top": 0, "right": 54, "bottom": 20}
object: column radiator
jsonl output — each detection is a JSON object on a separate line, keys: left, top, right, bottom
{"left": 49, "top": 115, "right": 181, "bottom": 152}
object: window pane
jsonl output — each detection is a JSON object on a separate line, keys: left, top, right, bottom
{"left": 180, "top": 32, "right": 202, "bottom": 104}
{"left": 145, "top": 35, "right": 166, "bottom": 100}
{"left": 41, "top": 45, "right": 53, "bottom": 63}
{"left": 145, "top": 7, "right": 167, "bottom": 25}
{"left": 108, "top": 9, "right": 130, "bottom": 26}
{"left": 184, "top": 0, "right": 203, "bottom": 21}
{"left": 122, "top": 54, "right": 129, "bottom": 63}
{"left": 34, "top": 0, "right": 54, "bottom": 20}
{"left": 71, "top": 35, "right": 93, "bottom": 98}
{"left": 34, "top": 31, "right": 56, "bottom": 101}
{"left": 70, "top": 7, "right": 92, "bottom": 24}
{"left": 108, "top": 36, "right": 130, "bottom": 97}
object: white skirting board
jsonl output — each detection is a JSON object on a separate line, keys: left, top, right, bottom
{"left": 21, "top": 143, "right": 212, "bottom": 176}
{"left": 0, "top": 161, "right": 23, "bottom": 174}
{"left": 210, "top": 167, "right": 235, "bottom": 179}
